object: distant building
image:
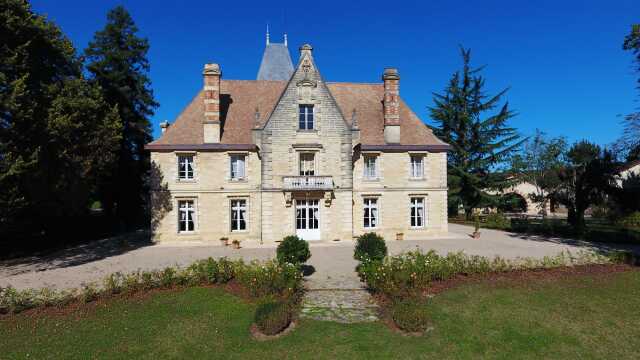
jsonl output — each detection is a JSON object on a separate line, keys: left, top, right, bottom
{"left": 146, "top": 34, "right": 449, "bottom": 244}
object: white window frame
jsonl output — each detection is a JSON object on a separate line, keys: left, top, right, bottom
{"left": 229, "top": 154, "right": 246, "bottom": 181}
{"left": 177, "top": 154, "right": 195, "bottom": 181}
{"left": 363, "top": 198, "right": 379, "bottom": 229}
{"left": 230, "top": 199, "right": 248, "bottom": 232}
{"left": 363, "top": 154, "right": 379, "bottom": 180}
{"left": 410, "top": 197, "right": 426, "bottom": 228}
{"left": 299, "top": 104, "right": 314, "bottom": 130}
{"left": 299, "top": 152, "right": 316, "bottom": 176}
{"left": 410, "top": 154, "right": 425, "bottom": 179}
{"left": 177, "top": 199, "right": 196, "bottom": 233}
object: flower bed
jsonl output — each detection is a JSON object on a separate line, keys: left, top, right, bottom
{"left": 357, "top": 249, "right": 617, "bottom": 299}
{"left": 0, "top": 257, "right": 303, "bottom": 315}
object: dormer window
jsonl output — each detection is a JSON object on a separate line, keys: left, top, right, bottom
{"left": 299, "top": 104, "right": 314, "bottom": 130}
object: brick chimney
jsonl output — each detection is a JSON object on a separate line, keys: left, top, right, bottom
{"left": 382, "top": 67, "right": 400, "bottom": 144}
{"left": 203, "top": 63, "right": 221, "bottom": 143}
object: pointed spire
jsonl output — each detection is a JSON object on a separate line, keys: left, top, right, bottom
{"left": 284, "top": 33, "right": 288, "bottom": 47}
{"left": 266, "top": 24, "right": 270, "bottom": 45}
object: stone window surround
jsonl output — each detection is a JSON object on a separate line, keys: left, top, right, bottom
{"left": 175, "top": 151, "right": 197, "bottom": 183}
{"left": 295, "top": 99, "right": 320, "bottom": 133}
{"left": 295, "top": 148, "right": 321, "bottom": 176}
{"left": 227, "top": 152, "right": 249, "bottom": 182}
{"left": 362, "top": 151, "right": 382, "bottom": 181}
{"left": 228, "top": 195, "right": 250, "bottom": 233}
{"left": 408, "top": 194, "right": 428, "bottom": 229}
{"left": 408, "top": 151, "right": 427, "bottom": 181}
{"left": 175, "top": 196, "right": 198, "bottom": 235}
{"left": 361, "top": 193, "right": 382, "bottom": 229}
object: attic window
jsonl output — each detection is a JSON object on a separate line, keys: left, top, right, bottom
{"left": 299, "top": 105, "right": 314, "bottom": 130}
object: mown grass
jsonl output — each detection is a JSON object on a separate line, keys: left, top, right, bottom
{"left": 2, "top": 271, "right": 640, "bottom": 359}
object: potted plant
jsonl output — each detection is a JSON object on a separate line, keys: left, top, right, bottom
{"left": 396, "top": 232, "right": 404, "bottom": 241}
{"left": 232, "top": 239, "right": 241, "bottom": 249}
{"left": 220, "top": 237, "right": 229, "bottom": 246}
{"left": 472, "top": 215, "right": 481, "bottom": 239}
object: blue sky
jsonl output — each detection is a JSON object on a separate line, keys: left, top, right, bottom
{"left": 31, "top": 0, "right": 638, "bottom": 146}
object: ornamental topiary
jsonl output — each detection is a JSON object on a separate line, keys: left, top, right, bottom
{"left": 390, "top": 298, "right": 431, "bottom": 333}
{"left": 354, "top": 232, "right": 387, "bottom": 262}
{"left": 277, "top": 235, "right": 311, "bottom": 266}
{"left": 254, "top": 301, "right": 292, "bottom": 335}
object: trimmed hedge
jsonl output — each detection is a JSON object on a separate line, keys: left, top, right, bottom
{"left": 254, "top": 301, "right": 292, "bottom": 336}
{"left": 276, "top": 235, "right": 311, "bottom": 266}
{"left": 354, "top": 232, "right": 387, "bottom": 262}
{"left": 390, "top": 299, "right": 431, "bottom": 333}
{"left": 0, "top": 257, "right": 303, "bottom": 315}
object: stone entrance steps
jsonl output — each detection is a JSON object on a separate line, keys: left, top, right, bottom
{"left": 300, "top": 289, "right": 379, "bottom": 323}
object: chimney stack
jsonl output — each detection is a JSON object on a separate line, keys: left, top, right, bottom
{"left": 160, "top": 120, "right": 170, "bottom": 134}
{"left": 203, "top": 63, "right": 221, "bottom": 143}
{"left": 382, "top": 67, "right": 400, "bottom": 144}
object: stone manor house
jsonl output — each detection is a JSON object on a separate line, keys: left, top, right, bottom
{"left": 146, "top": 34, "right": 449, "bottom": 244}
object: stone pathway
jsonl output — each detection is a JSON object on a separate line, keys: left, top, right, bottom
{"left": 300, "top": 288, "right": 379, "bottom": 323}
{"left": 300, "top": 245, "right": 379, "bottom": 323}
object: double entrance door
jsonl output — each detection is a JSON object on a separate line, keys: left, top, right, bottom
{"left": 295, "top": 199, "right": 320, "bottom": 241}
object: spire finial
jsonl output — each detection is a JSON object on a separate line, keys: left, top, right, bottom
{"left": 266, "top": 24, "right": 270, "bottom": 45}
{"left": 284, "top": 33, "right": 288, "bottom": 47}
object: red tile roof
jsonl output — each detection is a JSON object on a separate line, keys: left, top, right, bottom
{"left": 147, "top": 80, "right": 448, "bottom": 149}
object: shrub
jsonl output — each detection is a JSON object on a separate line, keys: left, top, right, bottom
{"left": 80, "top": 282, "right": 99, "bottom": 303}
{"left": 354, "top": 232, "right": 387, "bottom": 262}
{"left": 216, "top": 257, "right": 235, "bottom": 283}
{"left": 235, "top": 260, "right": 302, "bottom": 299}
{"left": 391, "top": 299, "right": 431, "bottom": 333}
{"left": 254, "top": 301, "right": 292, "bottom": 335}
{"left": 484, "top": 213, "right": 510, "bottom": 230}
{"left": 277, "top": 235, "right": 311, "bottom": 266}
{"left": 617, "top": 212, "right": 640, "bottom": 229}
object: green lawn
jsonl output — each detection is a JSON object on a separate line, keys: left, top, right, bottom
{"left": 2, "top": 271, "right": 640, "bottom": 359}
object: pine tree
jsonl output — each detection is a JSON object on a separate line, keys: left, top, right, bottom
{"left": 0, "top": 0, "right": 121, "bottom": 246}
{"left": 84, "top": 5, "right": 158, "bottom": 228}
{"left": 620, "top": 24, "right": 640, "bottom": 161}
{"left": 430, "top": 47, "right": 523, "bottom": 218}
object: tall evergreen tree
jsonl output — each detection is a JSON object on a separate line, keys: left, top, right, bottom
{"left": 84, "top": 6, "right": 158, "bottom": 228}
{"left": 619, "top": 24, "right": 640, "bottom": 161}
{"left": 0, "top": 0, "right": 121, "bottom": 246}
{"left": 430, "top": 47, "right": 523, "bottom": 218}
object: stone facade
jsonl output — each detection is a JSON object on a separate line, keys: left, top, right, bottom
{"left": 146, "top": 42, "right": 449, "bottom": 244}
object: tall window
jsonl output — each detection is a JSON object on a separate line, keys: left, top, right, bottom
{"left": 178, "top": 155, "right": 194, "bottom": 180}
{"left": 178, "top": 200, "right": 195, "bottom": 232}
{"left": 363, "top": 198, "right": 379, "bottom": 229}
{"left": 299, "top": 153, "right": 315, "bottom": 176}
{"left": 231, "top": 199, "right": 247, "bottom": 231}
{"left": 230, "top": 155, "right": 246, "bottom": 180}
{"left": 410, "top": 155, "right": 424, "bottom": 179}
{"left": 363, "top": 155, "right": 379, "bottom": 180}
{"left": 299, "top": 104, "right": 314, "bottom": 130}
{"left": 410, "top": 197, "right": 425, "bottom": 228}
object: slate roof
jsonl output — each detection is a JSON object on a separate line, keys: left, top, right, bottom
{"left": 257, "top": 43, "right": 294, "bottom": 81}
{"left": 148, "top": 80, "right": 448, "bottom": 150}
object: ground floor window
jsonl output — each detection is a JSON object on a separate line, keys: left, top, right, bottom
{"left": 178, "top": 200, "right": 195, "bottom": 232}
{"left": 410, "top": 197, "right": 425, "bottom": 228}
{"left": 363, "top": 198, "right": 379, "bottom": 229}
{"left": 231, "top": 199, "right": 247, "bottom": 231}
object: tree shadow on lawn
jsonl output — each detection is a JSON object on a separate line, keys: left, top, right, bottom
{"left": 0, "top": 230, "right": 153, "bottom": 277}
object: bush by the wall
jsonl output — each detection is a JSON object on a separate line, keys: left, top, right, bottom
{"left": 390, "top": 299, "right": 431, "bottom": 333}
{"left": 276, "top": 235, "right": 311, "bottom": 266}
{"left": 354, "top": 232, "right": 387, "bottom": 262}
{"left": 254, "top": 301, "right": 292, "bottom": 335}
{"left": 484, "top": 213, "right": 510, "bottom": 230}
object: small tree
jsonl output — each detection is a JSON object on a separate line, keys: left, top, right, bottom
{"left": 354, "top": 233, "right": 387, "bottom": 262}
{"left": 617, "top": 24, "right": 640, "bottom": 161}
{"left": 554, "top": 141, "right": 617, "bottom": 233}
{"left": 511, "top": 129, "right": 567, "bottom": 216}
{"left": 430, "top": 47, "right": 524, "bottom": 218}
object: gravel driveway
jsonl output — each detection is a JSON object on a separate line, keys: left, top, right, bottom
{"left": 1, "top": 224, "right": 634, "bottom": 291}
